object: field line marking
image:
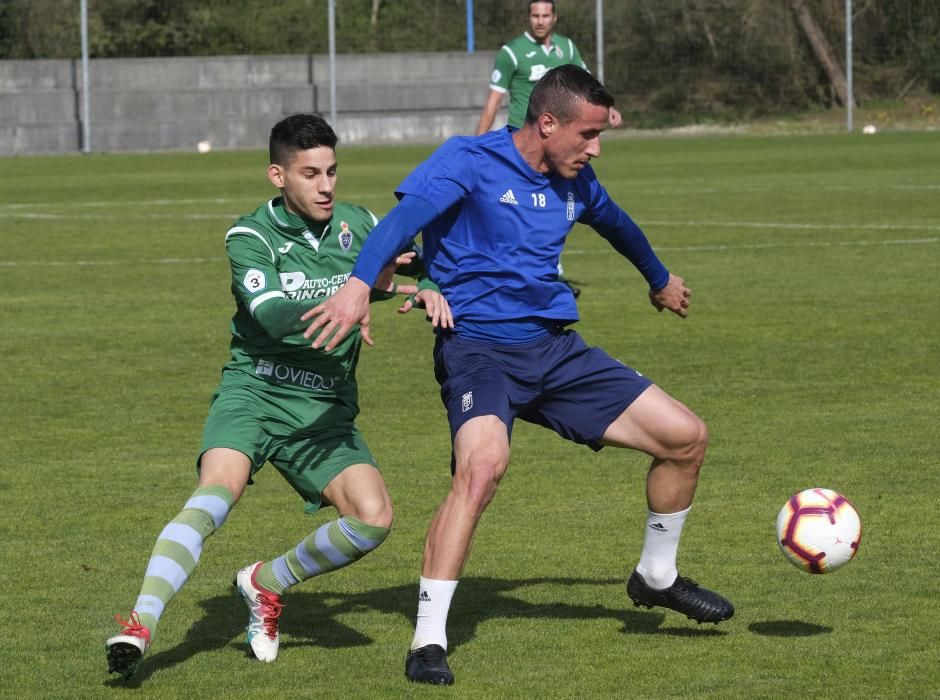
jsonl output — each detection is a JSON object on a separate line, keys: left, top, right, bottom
{"left": 3, "top": 213, "right": 940, "bottom": 233}
{"left": 1, "top": 237, "right": 936, "bottom": 268}
{"left": 0, "top": 257, "right": 225, "bottom": 267}
{"left": 0, "top": 192, "right": 389, "bottom": 211}
{"left": 642, "top": 220, "right": 940, "bottom": 233}
{"left": 0, "top": 212, "right": 237, "bottom": 221}
{"left": 567, "top": 236, "right": 939, "bottom": 255}
{"left": 1, "top": 185, "right": 937, "bottom": 211}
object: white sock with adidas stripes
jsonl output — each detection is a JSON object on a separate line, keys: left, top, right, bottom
{"left": 635, "top": 506, "right": 691, "bottom": 590}
{"left": 411, "top": 577, "right": 459, "bottom": 651}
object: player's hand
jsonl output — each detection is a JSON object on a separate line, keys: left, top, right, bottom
{"left": 374, "top": 252, "right": 418, "bottom": 295}
{"left": 649, "top": 273, "right": 691, "bottom": 318}
{"left": 302, "top": 277, "right": 373, "bottom": 350}
{"left": 397, "top": 289, "right": 454, "bottom": 330}
{"left": 608, "top": 107, "right": 624, "bottom": 129}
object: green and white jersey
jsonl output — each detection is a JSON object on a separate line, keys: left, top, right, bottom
{"left": 223, "top": 197, "right": 384, "bottom": 406}
{"left": 489, "top": 31, "right": 587, "bottom": 128}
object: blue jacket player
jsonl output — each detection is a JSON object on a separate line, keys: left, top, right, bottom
{"left": 303, "top": 65, "right": 734, "bottom": 686}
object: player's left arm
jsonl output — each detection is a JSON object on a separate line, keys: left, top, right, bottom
{"left": 580, "top": 186, "right": 690, "bottom": 318}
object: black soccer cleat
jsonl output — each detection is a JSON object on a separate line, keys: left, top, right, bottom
{"left": 627, "top": 570, "right": 734, "bottom": 624}
{"left": 405, "top": 644, "right": 455, "bottom": 685}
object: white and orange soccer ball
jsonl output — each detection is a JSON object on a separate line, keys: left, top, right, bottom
{"left": 776, "top": 488, "right": 861, "bottom": 574}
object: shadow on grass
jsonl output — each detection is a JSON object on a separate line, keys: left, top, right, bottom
{"left": 105, "top": 575, "right": 727, "bottom": 687}
{"left": 748, "top": 620, "right": 833, "bottom": 637}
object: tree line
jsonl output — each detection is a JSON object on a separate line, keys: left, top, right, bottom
{"left": 2, "top": 0, "right": 937, "bottom": 123}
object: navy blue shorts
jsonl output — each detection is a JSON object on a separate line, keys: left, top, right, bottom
{"left": 433, "top": 328, "right": 653, "bottom": 453}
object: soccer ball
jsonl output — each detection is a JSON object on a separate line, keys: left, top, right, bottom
{"left": 776, "top": 488, "right": 861, "bottom": 574}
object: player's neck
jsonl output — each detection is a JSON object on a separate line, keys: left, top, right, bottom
{"left": 527, "top": 31, "right": 553, "bottom": 47}
{"left": 512, "top": 126, "right": 553, "bottom": 176}
{"left": 278, "top": 196, "right": 331, "bottom": 231}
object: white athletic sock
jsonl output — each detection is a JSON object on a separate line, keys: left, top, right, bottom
{"left": 635, "top": 506, "right": 691, "bottom": 590}
{"left": 411, "top": 577, "right": 458, "bottom": 651}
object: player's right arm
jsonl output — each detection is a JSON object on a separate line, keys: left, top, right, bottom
{"left": 476, "top": 90, "right": 505, "bottom": 135}
{"left": 475, "top": 47, "right": 515, "bottom": 135}
{"left": 303, "top": 138, "right": 477, "bottom": 350}
{"left": 225, "top": 225, "right": 319, "bottom": 343}
{"left": 302, "top": 195, "right": 442, "bottom": 350}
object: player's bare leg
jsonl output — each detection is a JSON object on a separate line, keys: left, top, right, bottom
{"left": 602, "top": 385, "right": 734, "bottom": 623}
{"left": 322, "top": 463, "right": 393, "bottom": 529}
{"left": 406, "top": 415, "right": 510, "bottom": 685}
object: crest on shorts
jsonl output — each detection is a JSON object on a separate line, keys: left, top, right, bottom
{"left": 461, "top": 391, "right": 473, "bottom": 413}
{"left": 338, "top": 221, "right": 353, "bottom": 252}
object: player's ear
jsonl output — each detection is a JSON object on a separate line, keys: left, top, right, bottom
{"left": 267, "top": 163, "right": 285, "bottom": 189}
{"left": 539, "top": 112, "right": 557, "bottom": 137}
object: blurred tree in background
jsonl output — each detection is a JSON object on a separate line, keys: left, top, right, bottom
{"left": 0, "top": 0, "right": 936, "bottom": 123}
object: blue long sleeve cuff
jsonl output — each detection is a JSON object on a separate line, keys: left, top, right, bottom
{"left": 351, "top": 194, "right": 440, "bottom": 286}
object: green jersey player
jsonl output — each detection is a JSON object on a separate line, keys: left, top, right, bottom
{"left": 106, "top": 114, "right": 452, "bottom": 680}
{"left": 475, "top": 1, "right": 623, "bottom": 134}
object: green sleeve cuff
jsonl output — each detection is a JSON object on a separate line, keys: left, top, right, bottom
{"left": 417, "top": 277, "right": 440, "bottom": 293}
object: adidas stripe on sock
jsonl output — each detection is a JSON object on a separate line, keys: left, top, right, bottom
{"left": 635, "top": 506, "right": 690, "bottom": 590}
{"left": 411, "top": 577, "right": 458, "bottom": 651}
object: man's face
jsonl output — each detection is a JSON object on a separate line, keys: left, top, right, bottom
{"left": 267, "top": 146, "right": 337, "bottom": 222}
{"left": 541, "top": 100, "right": 609, "bottom": 179}
{"left": 528, "top": 2, "right": 557, "bottom": 42}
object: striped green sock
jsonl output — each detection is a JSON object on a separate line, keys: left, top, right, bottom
{"left": 256, "top": 516, "right": 389, "bottom": 594}
{"left": 132, "top": 485, "right": 234, "bottom": 636}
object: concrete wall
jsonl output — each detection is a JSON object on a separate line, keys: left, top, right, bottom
{"left": 0, "top": 51, "right": 503, "bottom": 156}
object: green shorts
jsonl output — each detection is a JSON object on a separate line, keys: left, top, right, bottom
{"left": 199, "top": 368, "right": 377, "bottom": 513}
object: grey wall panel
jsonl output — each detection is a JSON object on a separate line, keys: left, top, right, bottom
{"left": 0, "top": 51, "right": 499, "bottom": 155}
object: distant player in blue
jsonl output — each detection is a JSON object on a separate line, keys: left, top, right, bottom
{"left": 303, "top": 65, "right": 734, "bottom": 685}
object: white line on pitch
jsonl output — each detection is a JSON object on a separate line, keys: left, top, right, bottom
{"left": 0, "top": 184, "right": 935, "bottom": 212}
{"left": 642, "top": 220, "right": 940, "bottom": 232}
{"left": 0, "top": 257, "right": 225, "bottom": 267}
{"left": 1, "top": 237, "right": 936, "bottom": 268}
{"left": 2, "top": 213, "right": 939, "bottom": 234}
{"left": 0, "top": 192, "right": 390, "bottom": 211}
{"left": 564, "top": 236, "right": 939, "bottom": 255}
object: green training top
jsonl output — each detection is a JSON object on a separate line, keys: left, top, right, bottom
{"left": 488, "top": 31, "right": 587, "bottom": 128}
{"left": 223, "top": 197, "right": 425, "bottom": 406}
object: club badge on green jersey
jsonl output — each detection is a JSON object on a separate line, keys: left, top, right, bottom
{"left": 338, "top": 221, "right": 353, "bottom": 252}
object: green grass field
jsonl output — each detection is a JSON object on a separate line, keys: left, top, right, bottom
{"left": 1, "top": 131, "right": 939, "bottom": 698}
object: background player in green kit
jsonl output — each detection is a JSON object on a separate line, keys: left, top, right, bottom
{"left": 475, "top": 1, "right": 622, "bottom": 297}
{"left": 475, "top": 1, "right": 623, "bottom": 135}
{"left": 105, "top": 114, "right": 452, "bottom": 679}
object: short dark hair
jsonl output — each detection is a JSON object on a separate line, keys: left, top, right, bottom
{"left": 529, "top": 0, "right": 555, "bottom": 11}
{"left": 524, "top": 64, "right": 615, "bottom": 125}
{"left": 269, "top": 114, "right": 338, "bottom": 165}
